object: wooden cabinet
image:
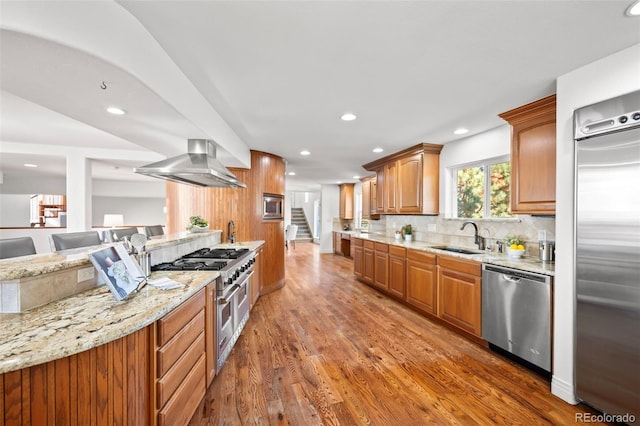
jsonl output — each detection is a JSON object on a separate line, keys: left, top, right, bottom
{"left": 333, "top": 231, "right": 341, "bottom": 255}
{"left": 250, "top": 247, "right": 263, "bottom": 308}
{"left": 373, "top": 242, "right": 389, "bottom": 292}
{"left": 339, "top": 183, "right": 355, "bottom": 219}
{"left": 370, "top": 177, "right": 379, "bottom": 216}
{"left": 205, "top": 284, "right": 217, "bottom": 386}
{"left": 363, "top": 240, "right": 375, "bottom": 284}
{"left": 333, "top": 232, "right": 351, "bottom": 257}
{"left": 360, "top": 176, "right": 380, "bottom": 220}
{"left": 363, "top": 143, "right": 442, "bottom": 215}
{"left": 499, "top": 94, "right": 556, "bottom": 214}
{"left": 406, "top": 249, "right": 438, "bottom": 315}
{"left": 388, "top": 245, "right": 406, "bottom": 299}
{"left": 353, "top": 238, "right": 364, "bottom": 279}
{"left": 154, "top": 289, "right": 207, "bottom": 426}
{"left": 437, "top": 256, "right": 482, "bottom": 337}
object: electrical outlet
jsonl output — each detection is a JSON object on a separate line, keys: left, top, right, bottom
{"left": 538, "top": 230, "right": 547, "bottom": 241}
{"left": 77, "top": 267, "right": 95, "bottom": 283}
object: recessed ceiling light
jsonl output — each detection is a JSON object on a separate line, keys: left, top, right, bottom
{"left": 341, "top": 113, "right": 357, "bottom": 121}
{"left": 626, "top": 0, "right": 640, "bottom": 16}
{"left": 372, "top": 147, "right": 384, "bottom": 153}
{"left": 353, "top": 175, "right": 360, "bottom": 179}
{"left": 454, "top": 127, "right": 469, "bottom": 135}
{"left": 288, "top": 172, "right": 296, "bottom": 176}
{"left": 106, "top": 106, "right": 126, "bottom": 115}
{"left": 337, "top": 181, "right": 343, "bottom": 184}
{"left": 24, "top": 163, "right": 38, "bottom": 168}
{"left": 300, "top": 150, "right": 310, "bottom": 156}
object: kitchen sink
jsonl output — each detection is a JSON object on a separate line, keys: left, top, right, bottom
{"left": 431, "top": 245, "right": 483, "bottom": 255}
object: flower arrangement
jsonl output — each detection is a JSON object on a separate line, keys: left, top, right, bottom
{"left": 504, "top": 234, "right": 526, "bottom": 257}
{"left": 187, "top": 215, "right": 209, "bottom": 232}
{"left": 402, "top": 224, "right": 413, "bottom": 235}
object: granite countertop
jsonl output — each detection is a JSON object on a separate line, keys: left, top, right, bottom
{"left": 0, "top": 270, "right": 217, "bottom": 374}
{"left": 0, "top": 231, "right": 221, "bottom": 281}
{"left": 347, "top": 231, "right": 555, "bottom": 276}
{"left": 0, "top": 239, "right": 266, "bottom": 374}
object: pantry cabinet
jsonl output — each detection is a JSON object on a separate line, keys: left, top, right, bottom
{"left": 499, "top": 94, "right": 556, "bottom": 214}
{"left": 406, "top": 249, "right": 438, "bottom": 315}
{"left": 437, "top": 256, "right": 482, "bottom": 337}
{"left": 363, "top": 143, "right": 442, "bottom": 215}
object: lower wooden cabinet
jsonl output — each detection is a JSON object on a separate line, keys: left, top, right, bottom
{"left": 388, "top": 246, "right": 406, "bottom": 299}
{"left": 373, "top": 243, "right": 389, "bottom": 292}
{"left": 437, "top": 256, "right": 482, "bottom": 337}
{"left": 154, "top": 289, "right": 207, "bottom": 426}
{"left": 363, "top": 240, "right": 375, "bottom": 284}
{"left": 406, "top": 249, "right": 437, "bottom": 315}
{"left": 250, "top": 247, "right": 263, "bottom": 308}
{"left": 353, "top": 238, "right": 364, "bottom": 279}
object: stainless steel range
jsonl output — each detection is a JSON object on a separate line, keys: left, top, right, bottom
{"left": 152, "top": 247, "right": 255, "bottom": 371}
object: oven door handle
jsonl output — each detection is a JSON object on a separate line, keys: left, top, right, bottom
{"left": 218, "top": 285, "right": 241, "bottom": 305}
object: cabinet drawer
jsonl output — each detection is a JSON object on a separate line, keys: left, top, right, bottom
{"left": 437, "top": 255, "right": 481, "bottom": 276}
{"left": 389, "top": 245, "right": 406, "bottom": 257}
{"left": 352, "top": 237, "right": 363, "bottom": 247}
{"left": 157, "top": 332, "right": 205, "bottom": 408}
{"left": 364, "top": 240, "right": 375, "bottom": 250}
{"left": 407, "top": 249, "right": 436, "bottom": 264}
{"left": 157, "top": 309, "right": 205, "bottom": 377}
{"left": 157, "top": 354, "right": 206, "bottom": 426}
{"left": 374, "top": 242, "right": 388, "bottom": 253}
{"left": 157, "top": 289, "right": 205, "bottom": 346}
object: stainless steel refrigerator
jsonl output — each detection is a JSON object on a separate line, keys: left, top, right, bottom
{"left": 574, "top": 90, "right": 640, "bottom": 420}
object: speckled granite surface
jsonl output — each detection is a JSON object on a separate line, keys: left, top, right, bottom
{"left": 347, "top": 231, "right": 555, "bottom": 276}
{"left": 0, "top": 270, "right": 217, "bottom": 374}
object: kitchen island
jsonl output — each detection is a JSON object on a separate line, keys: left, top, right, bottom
{"left": 0, "top": 233, "right": 264, "bottom": 425}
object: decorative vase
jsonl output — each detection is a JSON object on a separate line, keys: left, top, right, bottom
{"left": 190, "top": 225, "right": 209, "bottom": 233}
{"left": 404, "top": 234, "right": 412, "bottom": 242}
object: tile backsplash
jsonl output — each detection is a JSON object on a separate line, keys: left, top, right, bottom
{"left": 367, "top": 215, "right": 555, "bottom": 256}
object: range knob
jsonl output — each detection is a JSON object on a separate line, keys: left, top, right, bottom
{"left": 226, "top": 277, "right": 233, "bottom": 286}
{"left": 235, "top": 270, "right": 241, "bottom": 279}
{"left": 619, "top": 115, "right": 628, "bottom": 124}
{"left": 633, "top": 112, "right": 640, "bottom": 121}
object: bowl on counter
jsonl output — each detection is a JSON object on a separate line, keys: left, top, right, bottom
{"left": 507, "top": 247, "right": 525, "bottom": 258}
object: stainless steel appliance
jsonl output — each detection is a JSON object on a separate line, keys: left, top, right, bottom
{"left": 574, "top": 90, "right": 640, "bottom": 419}
{"left": 263, "top": 193, "right": 284, "bottom": 220}
{"left": 538, "top": 240, "right": 555, "bottom": 262}
{"left": 152, "top": 247, "right": 255, "bottom": 371}
{"left": 482, "top": 264, "right": 552, "bottom": 371}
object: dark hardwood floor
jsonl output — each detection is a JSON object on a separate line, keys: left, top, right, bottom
{"left": 190, "top": 242, "right": 607, "bottom": 425}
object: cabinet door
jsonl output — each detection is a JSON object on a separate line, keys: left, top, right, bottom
{"left": 361, "top": 179, "right": 371, "bottom": 220}
{"left": 370, "top": 178, "right": 379, "bottom": 217}
{"left": 353, "top": 245, "right": 364, "bottom": 278}
{"left": 437, "top": 264, "right": 482, "bottom": 336}
{"left": 398, "top": 153, "right": 422, "bottom": 213}
{"left": 363, "top": 241, "right": 375, "bottom": 284}
{"left": 373, "top": 249, "right": 389, "bottom": 292}
{"left": 375, "top": 168, "right": 385, "bottom": 212}
{"left": 205, "top": 284, "right": 216, "bottom": 385}
{"left": 511, "top": 117, "right": 556, "bottom": 213}
{"left": 388, "top": 254, "right": 406, "bottom": 299}
{"left": 339, "top": 183, "right": 355, "bottom": 219}
{"left": 406, "top": 258, "right": 437, "bottom": 315}
{"left": 385, "top": 162, "right": 398, "bottom": 213}
{"left": 333, "top": 232, "right": 341, "bottom": 255}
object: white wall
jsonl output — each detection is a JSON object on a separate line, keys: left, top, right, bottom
{"left": 92, "top": 196, "right": 166, "bottom": 226}
{"left": 0, "top": 194, "right": 31, "bottom": 227}
{"left": 439, "top": 125, "right": 511, "bottom": 215}
{"left": 319, "top": 184, "right": 339, "bottom": 253}
{"left": 552, "top": 43, "right": 640, "bottom": 404}
{"left": 0, "top": 174, "right": 66, "bottom": 194}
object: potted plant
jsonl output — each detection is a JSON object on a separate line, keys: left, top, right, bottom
{"left": 187, "top": 215, "right": 209, "bottom": 233}
{"left": 402, "top": 225, "right": 413, "bottom": 242}
{"left": 504, "top": 234, "right": 526, "bottom": 258}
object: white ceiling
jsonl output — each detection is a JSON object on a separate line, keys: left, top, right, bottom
{"left": 1, "top": 1, "right": 639, "bottom": 191}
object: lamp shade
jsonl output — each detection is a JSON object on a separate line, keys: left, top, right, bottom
{"left": 103, "top": 214, "right": 124, "bottom": 227}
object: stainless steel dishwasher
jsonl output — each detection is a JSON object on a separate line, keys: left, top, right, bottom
{"left": 482, "top": 264, "right": 552, "bottom": 372}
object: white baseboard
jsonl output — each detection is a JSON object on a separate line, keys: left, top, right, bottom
{"left": 552, "top": 376, "right": 579, "bottom": 405}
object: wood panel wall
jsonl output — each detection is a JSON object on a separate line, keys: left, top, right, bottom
{"left": 0, "top": 326, "right": 151, "bottom": 426}
{"left": 165, "top": 150, "right": 286, "bottom": 293}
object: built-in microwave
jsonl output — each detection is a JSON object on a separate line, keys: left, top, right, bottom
{"left": 263, "top": 193, "right": 283, "bottom": 220}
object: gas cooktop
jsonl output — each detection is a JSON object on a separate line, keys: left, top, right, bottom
{"left": 151, "top": 259, "right": 228, "bottom": 272}
{"left": 184, "top": 248, "right": 249, "bottom": 260}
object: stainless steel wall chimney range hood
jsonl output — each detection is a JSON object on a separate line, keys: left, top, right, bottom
{"left": 134, "top": 139, "right": 246, "bottom": 188}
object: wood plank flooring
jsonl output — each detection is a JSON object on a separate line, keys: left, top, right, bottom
{"left": 189, "top": 242, "right": 608, "bottom": 425}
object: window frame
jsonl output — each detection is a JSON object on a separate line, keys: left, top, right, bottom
{"left": 448, "top": 154, "right": 512, "bottom": 219}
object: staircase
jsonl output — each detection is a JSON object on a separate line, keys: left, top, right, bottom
{"left": 291, "top": 207, "right": 313, "bottom": 242}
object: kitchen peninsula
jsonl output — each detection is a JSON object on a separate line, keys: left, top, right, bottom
{"left": 0, "top": 232, "right": 264, "bottom": 425}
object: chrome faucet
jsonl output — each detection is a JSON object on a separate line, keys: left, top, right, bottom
{"left": 460, "top": 221, "right": 485, "bottom": 250}
{"left": 227, "top": 220, "right": 236, "bottom": 244}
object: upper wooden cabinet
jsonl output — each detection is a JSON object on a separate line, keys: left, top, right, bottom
{"left": 363, "top": 143, "right": 443, "bottom": 215}
{"left": 360, "top": 176, "right": 380, "bottom": 220}
{"left": 339, "top": 183, "right": 355, "bottom": 219}
{"left": 499, "top": 95, "right": 556, "bottom": 215}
